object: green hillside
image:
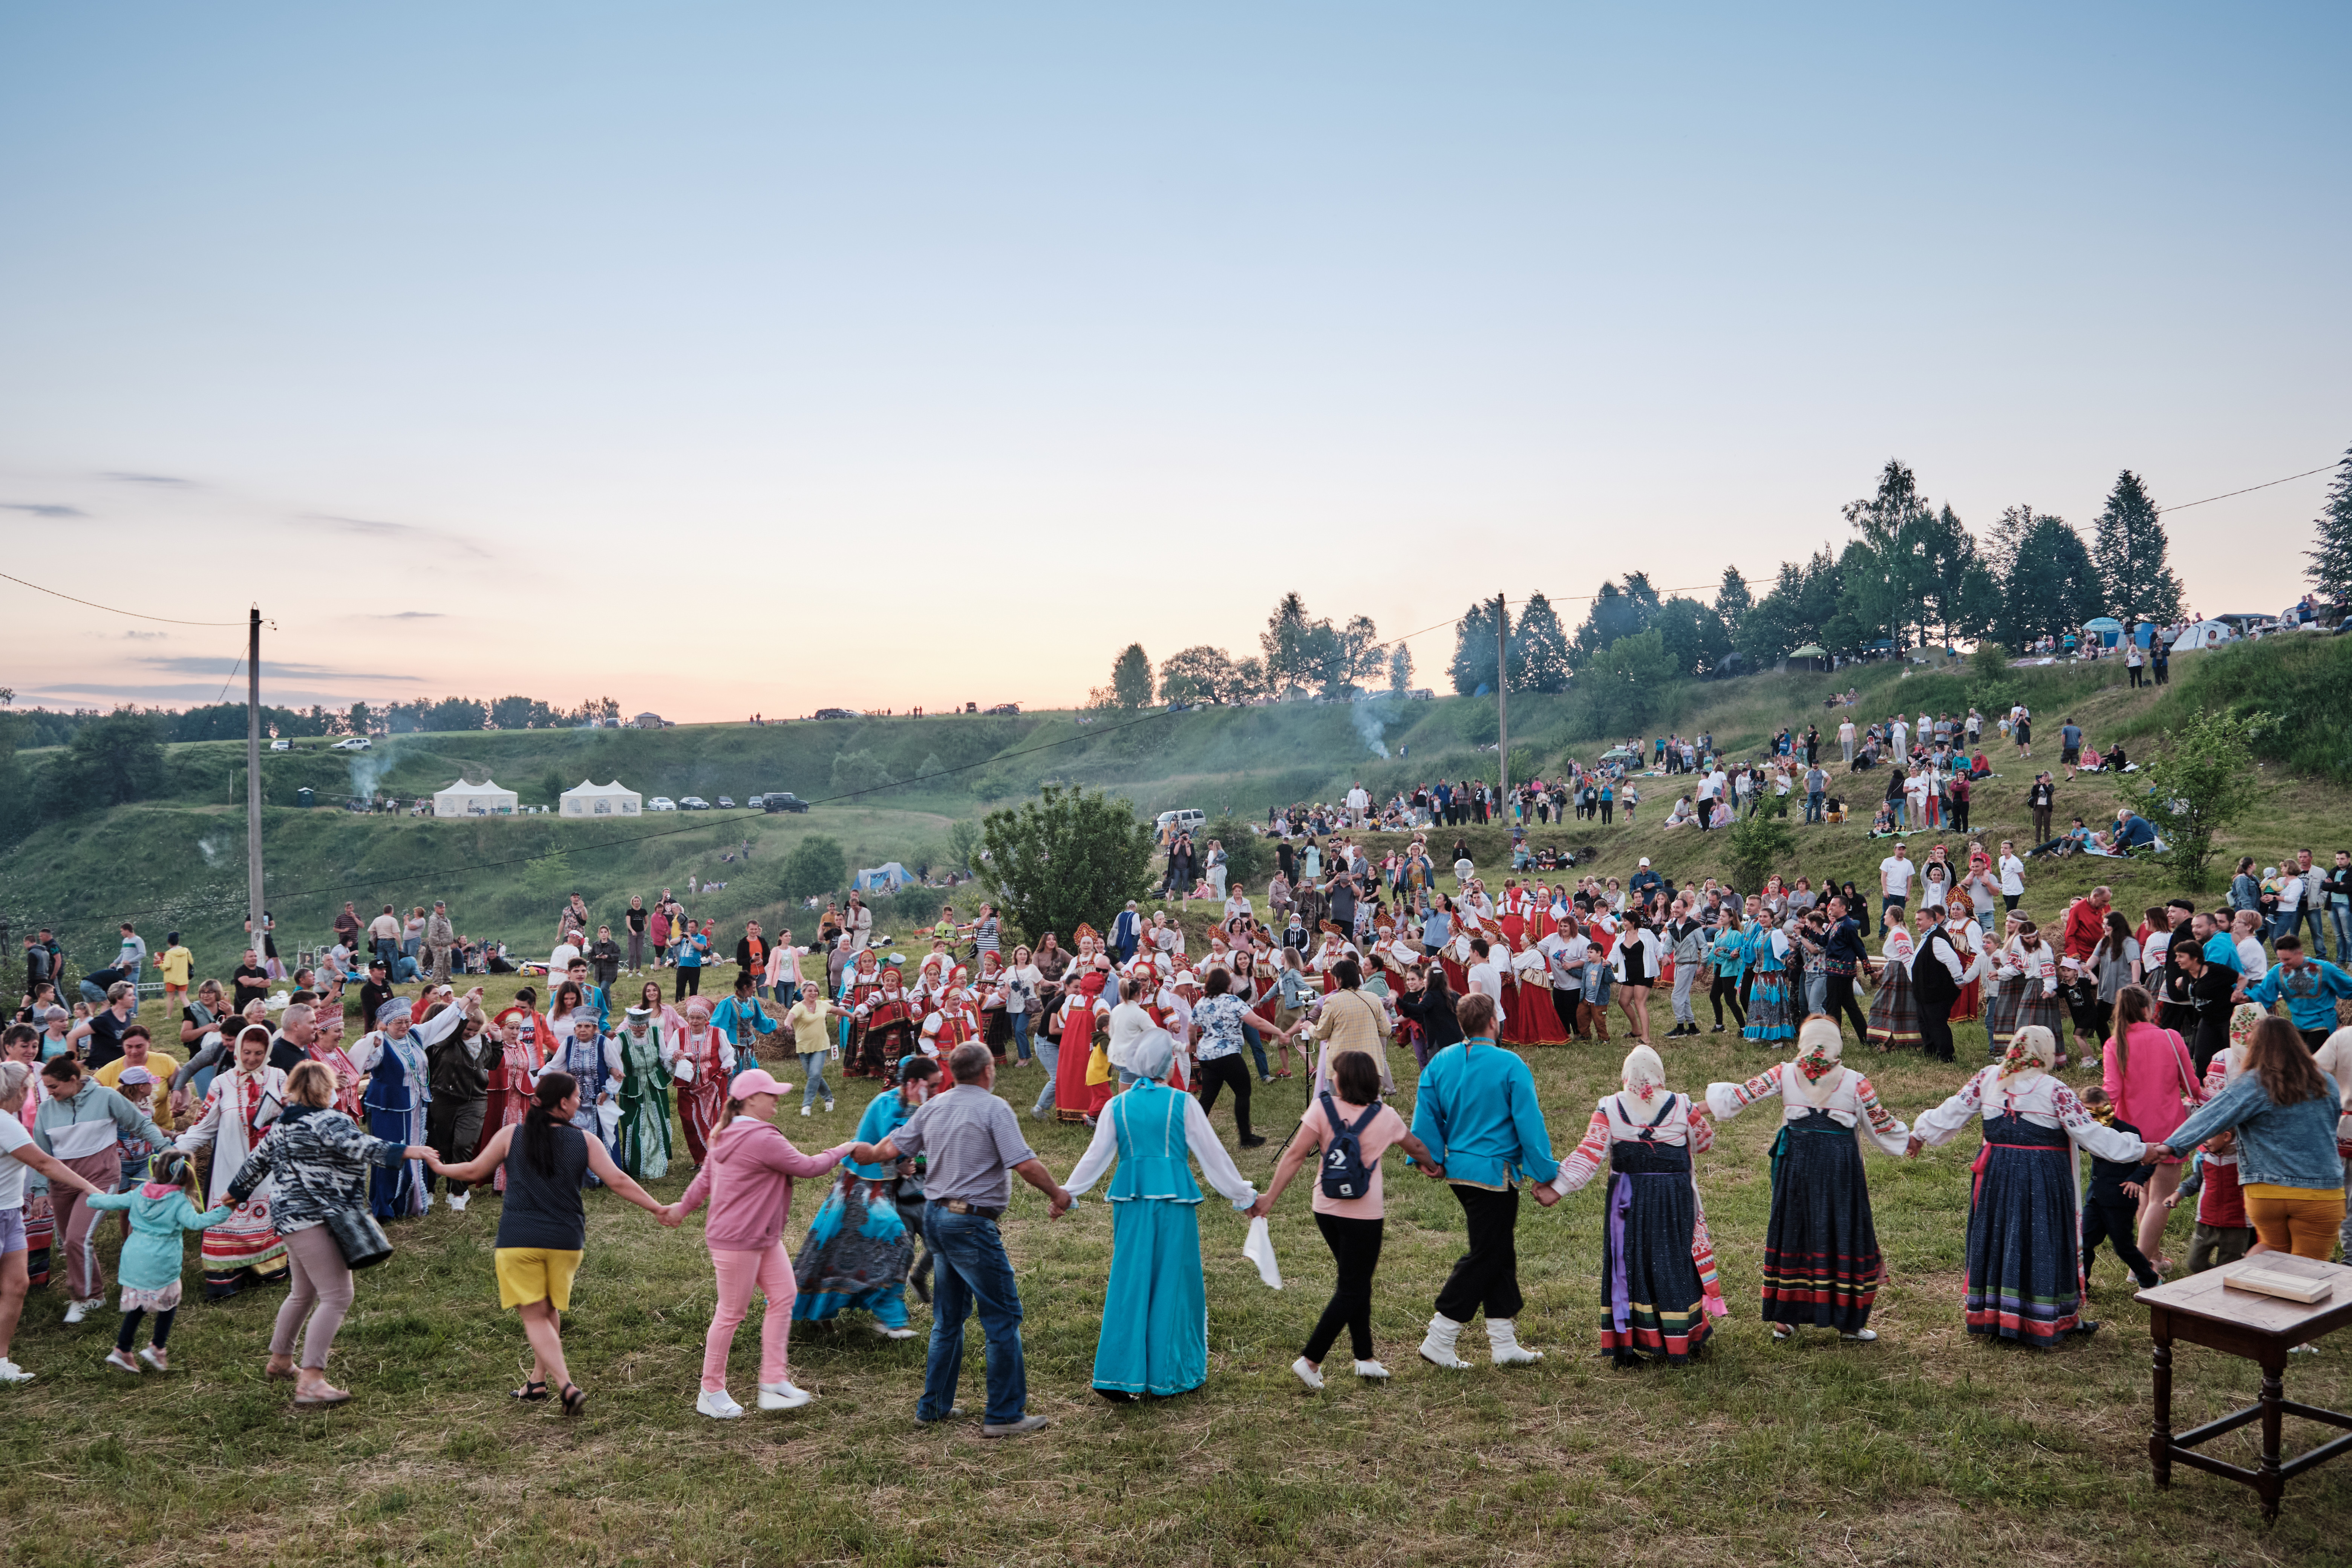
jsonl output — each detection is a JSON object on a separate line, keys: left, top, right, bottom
{"left": 7, "top": 634, "right": 2348, "bottom": 981}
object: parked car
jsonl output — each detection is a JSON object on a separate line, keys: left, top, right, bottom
{"left": 680, "top": 796, "right": 710, "bottom": 811}
{"left": 333, "top": 737, "right": 373, "bottom": 751}
{"left": 1154, "top": 808, "right": 1206, "bottom": 841}
{"left": 813, "top": 707, "right": 857, "bottom": 721}
{"left": 761, "top": 792, "right": 810, "bottom": 814}
{"left": 984, "top": 703, "right": 1021, "bottom": 715}
{"left": 715, "top": 796, "right": 735, "bottom": 809}
{"left": 268, "top": 738, "right": 291, "bottom": 751}
{"left": 648, "top": 796, "right": 678, "bottom": 812}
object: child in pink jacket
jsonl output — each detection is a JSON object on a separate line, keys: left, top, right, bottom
{"left": 668, "top": 1068, "right": 853, "bottom": 1417}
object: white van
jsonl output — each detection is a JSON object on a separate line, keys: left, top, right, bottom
{"left": 1155, "top": 808, "right": 1206, "bottom": 842}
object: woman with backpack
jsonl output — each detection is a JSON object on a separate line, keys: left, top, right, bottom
{"left": 1250, "top": 1048, "right": 1446, "bottom": 1389}
{"left": 1060, "top": 1029, "right": 1257, "bottom": 1400}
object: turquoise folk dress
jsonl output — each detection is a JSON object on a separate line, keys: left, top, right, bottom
{"left": 1065, "top": 1078, "right": 1257, "bottom": 1398}
{"left": 792, "top": 1089, "right": 918, "bottom": 1329}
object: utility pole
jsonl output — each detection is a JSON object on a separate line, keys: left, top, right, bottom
{"left": 245, "top": 606, "right": 265, "bottom": 942}
{"left": 1494, "top": 593, "right": 1509, "bottom": 816}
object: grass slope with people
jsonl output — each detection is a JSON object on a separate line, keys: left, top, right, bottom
{"left": 4, "top": 968, "right": 2346, "bottom": 1567}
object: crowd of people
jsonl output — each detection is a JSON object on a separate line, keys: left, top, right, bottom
{"left": 4, "top": 800, "right": 2346, "bottom": 1447}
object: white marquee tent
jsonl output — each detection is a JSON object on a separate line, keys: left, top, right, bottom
{"left": 2171, "top": 620, "right": 2237, "bottom": 652}
{"left": 432, "top": 778, "right": 519, "bottom": 817}
{"left": 560, "top": 779, "right": 643, "bottom": 817}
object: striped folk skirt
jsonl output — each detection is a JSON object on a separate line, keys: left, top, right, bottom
{"left": 1963, "top": 1115, "right": 2081, "bottom": 1348}
{"left": 1867, "top": 963, "right": 1920, "bottom": 1051}
{"left": 1761, "top": 1113, "right": 1882, "bottom": 1331}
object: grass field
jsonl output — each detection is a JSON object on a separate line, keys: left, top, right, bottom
{"left": 8, "top": 954, "right": 2351, "bottom": 1564}
{"left": 9, "top": 651, "right": 2352, "bottom": 1566}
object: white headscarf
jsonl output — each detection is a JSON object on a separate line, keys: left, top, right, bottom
{"left": 1620, "top": 1044, "right": 1667, "bottom": 1103}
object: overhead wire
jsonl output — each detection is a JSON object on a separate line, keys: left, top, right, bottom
{"left": 0, "top": 570, "right": 247, "bottom": 626}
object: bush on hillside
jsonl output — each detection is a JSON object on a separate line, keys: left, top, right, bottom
{"left": 2138, "top": 710, "right": 2269, "bottom": 891}
{"left": 978, "top": 784, "right": 1156, "bottom": 946}
{"left": 1724, "top": 808, "right": 1795, "bottom": 892}
{"left": 1207, "top": 818, "right": 1269, "bottom": 886}
{"left": 830, "top": 750, "right": 896, "bottom": 797}
{"left": 781, "top": 835, "right": 848, "bottom": 901}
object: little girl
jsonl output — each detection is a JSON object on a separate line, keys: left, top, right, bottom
{"left": 85, "top": 1152, "right": 229, "bottom": 1373}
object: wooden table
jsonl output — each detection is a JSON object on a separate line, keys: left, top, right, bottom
{"left": 2138, "top": 1256, "right": 2352, "bottom": 1521}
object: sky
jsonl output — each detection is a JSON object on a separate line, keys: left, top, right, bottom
{"left": 2, "top": 3, "right": 2347, "bottom": 720}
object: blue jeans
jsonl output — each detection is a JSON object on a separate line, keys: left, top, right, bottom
{"left": 799, "top": 1051, "right": 830, "bottom": 1109}
{"left": 1011, "top": 1012, "right": 1032, "bottom": 1063}
{"left": 2332, "top": 905, "right": 2352, "bottom": 965}
{"left": 1243, "top": 1024, "right": 1268, "bottom": 1080}
{"left": 392, "top": 955, "right": 421, "bottom": 982}
{"left": 2292, "top": 903, "right": 2326, "bottom": 953}
{"left": 919, "top": 1209, "right": 1027, "bottom": 1425}
{"left": 1029, "top": 1035, "right": 1060, "bottom": 1115}
{"left": 1806, "top": 790, "right": 1824, "bottom": 823}
{"left": 78, "top": 979, "right": 110, "bottom": 1007}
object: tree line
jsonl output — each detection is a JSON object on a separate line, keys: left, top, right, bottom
{"left": 1446, "top": 459, "right": 2188, "bottom": 702}
{"left": 1094, "top": 593, "right": 1415, "bottom": 710}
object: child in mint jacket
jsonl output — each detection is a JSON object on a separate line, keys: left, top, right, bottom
{"left": 86, "top": 1152, "right": 229, "bottom": 1374}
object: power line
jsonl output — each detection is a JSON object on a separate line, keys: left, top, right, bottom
{"left": 2156, "top": 463, "right": 2338, "bottom": 515}
{"left": 0, "top": 570, "right": 247, "bottom": 626}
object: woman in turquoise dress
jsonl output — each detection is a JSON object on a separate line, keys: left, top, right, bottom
{"left": 792, "top": 1057, "right": 938, "bottom": 1338}
{"left": 1061, "top": 1031, "right": 1258, "bottom": 1400}
{"left": 614, "top": 1007, "right": 672, "bottom": 1181}
{"left": 1742, "top": 911, "right": 1797, "bottom": 1044}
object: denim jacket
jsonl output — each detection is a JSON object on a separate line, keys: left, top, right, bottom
{"left": 2164, "top": 1071, "right": 2344, "bottom": 1191}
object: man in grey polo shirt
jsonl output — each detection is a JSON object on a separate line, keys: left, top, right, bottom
{"left": 857, "top": 1042, "right": 1070, "bottom": 1436}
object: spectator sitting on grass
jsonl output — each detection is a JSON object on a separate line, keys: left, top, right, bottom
{"left": 2112, "top": 808, "right": 2159, "bottom": 853}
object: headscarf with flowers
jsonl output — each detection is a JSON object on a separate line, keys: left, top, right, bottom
{"left": 1620, "top": 1044, "right": 1668, "bottom": 1103}
{"left": 1995, "top": 1023, "right": 2054, "bottom": 1089}
{"left": 1788, "top": 1015, "right": 1845, "bottom": 1107}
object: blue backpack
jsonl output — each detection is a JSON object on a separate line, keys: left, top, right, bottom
{"left": 1318, "top": 1090, "right": 1383, "bottom": 1200}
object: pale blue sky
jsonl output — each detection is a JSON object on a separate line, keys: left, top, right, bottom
{"left": 3, "top": 4, "right": 2345, "bottom": 716}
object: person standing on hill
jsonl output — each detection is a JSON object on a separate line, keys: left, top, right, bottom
{"left": 424, "top": 902, "right": 456, "bottom": 985}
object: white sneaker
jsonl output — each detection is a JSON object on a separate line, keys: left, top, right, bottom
{"left": 1418, "top": 1313, "right": 1471, "bottom": 1370}
{"left": 695, "top": 1389, "right": 745, "bottom": 1419}
{"left": 1291, "top": 1357, "right": 1325, "bottom": 1390}
{"left": 138, "top": 1345, "right": 168, "bottom": 1372}
{"left": 825, "top": 1101, "right": 835, "bottom": 1113}
{"left": 63, "top": 1298, "right": 94, "bottom": 1326}
{"left": 1352, "top": 1359, "right": 1390, "bottom": 1379}
{"left": 872, "top": 1323, "right": 918, "bottom": 1340}
{"left": 1841, "top": 1328, "right": 1879, "bottom": 1343}
{"left": 0, "top": 1358, "right": 31, "bottom": 1383}
{"left": 447, "top": 1191, "right": 469, "bottom": 1213}
{"left": 759, "top": 1380, "right": 815, "bottom": 1411}
{"left": 800, "top": 1104, "right": 812, "bottom": 1116}
{"left": 105, "top": 1348, "right": 142, "bottom": 1374}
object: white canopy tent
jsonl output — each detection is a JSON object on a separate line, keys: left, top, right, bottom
{"left": 2171, "top": 620, "right": 2237, "bottom": 652}
{"left": 560, "top": 779, "right": 643, "bottom": 817}
{"left": 432, "top": 778, "right": 519, "bottom": 817}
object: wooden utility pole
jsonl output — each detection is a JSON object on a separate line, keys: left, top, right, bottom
{"left": 245, "top": 606, "right": 265, "bottom": 938}
{"left": 1494, "top": 593, "right": 1509, "bottom": 815}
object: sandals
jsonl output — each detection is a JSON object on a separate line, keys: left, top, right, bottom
{"left": 293, "top": 1385, "right": 352, "bottom": 1407}
{"left": 265, "top": 1360, "right": 298, "bottom": 1382}
{"left": 514, "top": 1379, "right": 550, "bottom": 1403}
{"left": 560, "top": 1382, "right": 587, "bottom": 1416}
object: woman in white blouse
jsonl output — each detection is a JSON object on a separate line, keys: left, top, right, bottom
{"left": 1906, "top": 1026, "right": 2145, "bottom": 1346}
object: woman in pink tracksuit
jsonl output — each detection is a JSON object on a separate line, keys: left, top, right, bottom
{"left": 668, "top": 1067, "right": 854, "bottom": 1418}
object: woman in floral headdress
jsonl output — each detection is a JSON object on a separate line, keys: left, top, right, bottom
{"left": 1906, "top": 1024, "right": 2148, "bottom": 1347}
{"left": 1708, "top": 1017, "right": 1909, "bottom": 1342}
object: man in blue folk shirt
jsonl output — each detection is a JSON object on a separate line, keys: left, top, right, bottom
{"left": 2237, "top": 936, "right": 2352, "bottom": 1050}
{"left": 1408, "top": 991, "right": 1559, "bottom": 1372}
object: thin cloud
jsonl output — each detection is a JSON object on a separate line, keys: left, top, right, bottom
{"left": 308, "top": 513, "right": 491, "bottom": 559}
{"left": 2, "top": 502, "right": 87, "bottom": 518}
{"left": 120, "top": 630, "right": 167, "bottom": 641}
{"left": 103, "top": 472, "right": 192, "bottom": 486}
{"left": 135, "top": 655, "right": 422, "bottom": 682}
{"left": 371, "top": 611, "right": 446, "bottom": 620}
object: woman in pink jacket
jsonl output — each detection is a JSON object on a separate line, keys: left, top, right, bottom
{"left": 2102, "top": 984, "right": 2205, "bottom": 1270}
{"left": 666, "top": 1067, "right": 853, "bottom": 1418}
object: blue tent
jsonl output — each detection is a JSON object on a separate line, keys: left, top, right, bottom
{"left": 853, "top": 861, "right": 915, "bottom": 893}
{"left": 2083, "top": 616, "right": 2124, "bottom": 649}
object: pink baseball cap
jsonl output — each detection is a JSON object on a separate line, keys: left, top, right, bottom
{"left": 729, "top": 1068, "right": 795, "bottom": 1098}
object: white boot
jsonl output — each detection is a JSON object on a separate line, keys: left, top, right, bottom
{"left": 758, "top": 1380, "right": 814, "bottom": 1411}
{"left": 447, "top": 1191, "right": 469, "bottom": 1213}
{"left": 1487, "top": 1318, "right": 1544, "bottom": 1366}
{"left": 1418, "top": 1313, "right": 1471, "bottom": 1369}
